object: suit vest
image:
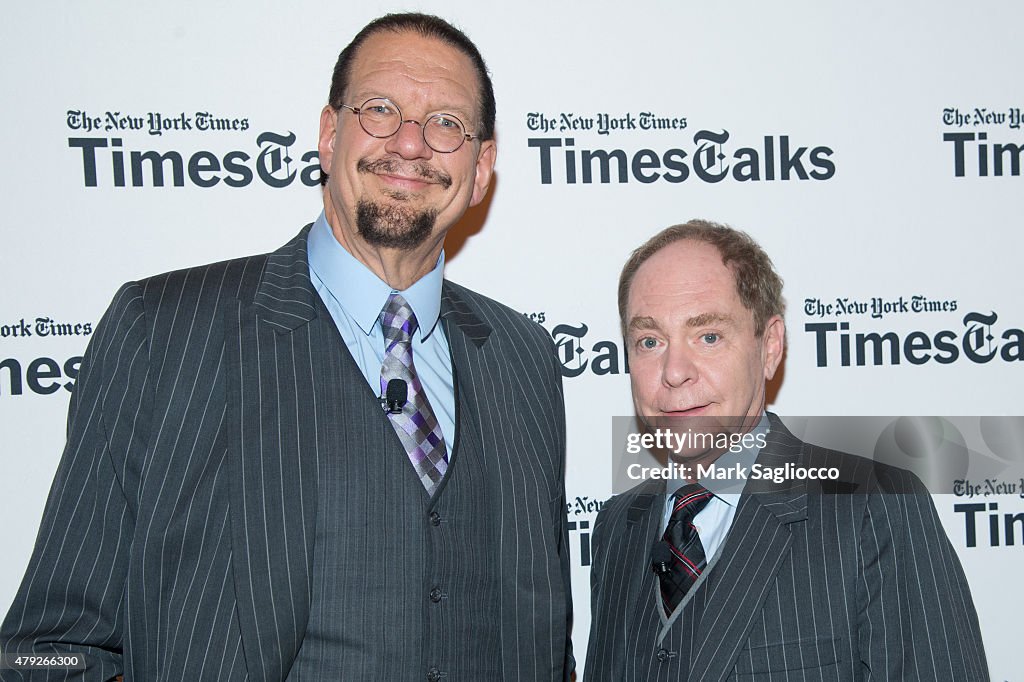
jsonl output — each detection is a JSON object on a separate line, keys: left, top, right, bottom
{"left": 616, "top": 567, "right": 714, "bottom": 681}
{"left": 286, "top": 309, "right": 503, "bottom": 681}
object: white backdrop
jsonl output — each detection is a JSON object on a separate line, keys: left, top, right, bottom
{"left": 2, "top": 2, "right": 1022, "bottom": 678}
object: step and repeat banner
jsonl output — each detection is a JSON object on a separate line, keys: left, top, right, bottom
{"left": 2, "top": 1, "right": 1021, "bottom": 678}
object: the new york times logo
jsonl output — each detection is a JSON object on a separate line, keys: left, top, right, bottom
{"left": 527, "top": 130, "right": 835, "bottom": 185}
{"left": 551, "top": 323, "right": 628, "bottom": 377}
{"left": 527, "top": 111, "right": 688, "bottom": 136}
{"left": 566, "top": 494, "right": 607, "bottom": 567}
{"left": 806, "top": 311, "right": 1023, "bottom": 367}
{"left": 941, "top": 106, "right": 1024, "bottom": 178}
{"left": 68, "top": 132, "right": 321, "bottom": 188}
{"left": 67, "top": 109, "right": 250, "bottom": 136}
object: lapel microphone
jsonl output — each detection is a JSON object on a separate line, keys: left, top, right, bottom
{"left": 650, "top": 541, "right": 673, "bottom": 575}
{"left": 381, "top": 379, "right": 408, "bottom": 414}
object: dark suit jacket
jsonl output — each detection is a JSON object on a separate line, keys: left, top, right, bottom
{"left": 1, "top": 226, "right": 573, "bottom": 681}
{"left": 585, "top": 414, "right": 988, "bottom": 681}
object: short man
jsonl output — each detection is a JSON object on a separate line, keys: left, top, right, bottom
{"left": 1, "top": 14, "right": 573, "bottom": 681}
{"left": 585, "top": 221, "right": 988, "bottom": 680}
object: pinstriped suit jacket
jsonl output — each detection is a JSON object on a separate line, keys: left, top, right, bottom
{"left": 0, "top": 226, "right": 573, "bottom": 681}
{"left": 585, "top": 414, "right": 989, "bottom": 681}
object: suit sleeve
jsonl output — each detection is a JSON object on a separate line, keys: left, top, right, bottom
{"left": 588, "top": 508, "right": 605, "bottom": 617}
{"left": 583, "top": 505, "right": 610, "bottom": 681}
{"left": 545, "top": 334, "right": 576, "bottom": 682}
{"left": 856, "top": 471, "right": 989, "bottom": 680}
{"left": 1, "top": 282, "right": 150, "bottom": 681}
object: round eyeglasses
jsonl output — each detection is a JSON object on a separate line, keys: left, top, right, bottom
{"left": 340, "top": 97, "right": 478, "bottom": 153}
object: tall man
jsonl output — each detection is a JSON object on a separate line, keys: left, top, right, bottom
{"left": 585, "top": 221, "right": 987, "bottom": 680}
{"left": 1, "top": 14, "right": 573, "bottom": 681}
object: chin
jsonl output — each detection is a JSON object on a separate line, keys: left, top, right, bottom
{"left": 356, "top": 199, "right": 437, "bottom": 250}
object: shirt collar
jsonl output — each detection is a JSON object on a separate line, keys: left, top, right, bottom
{"left": 307, "top": 211, "right": 444, "bottom": 339}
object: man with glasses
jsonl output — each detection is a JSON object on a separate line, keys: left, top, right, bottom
{"left": 1, "top": 13, "right": 573, "bottom": 681}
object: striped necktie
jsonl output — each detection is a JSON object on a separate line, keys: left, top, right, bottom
{"left": 658, "top": 483, "right": 714, "bottom": 615}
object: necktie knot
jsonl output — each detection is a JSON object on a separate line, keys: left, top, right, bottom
{"left": 670, "top": 483, "right": 714, "bottom": 523}
{"left": 380, "top": 292, "right": 419, "bottom": 347}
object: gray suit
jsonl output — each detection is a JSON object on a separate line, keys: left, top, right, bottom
{"left": 1, "top": 226, "right": 573, "bottom": 681}
{"left": 585, "top": 414, "right": 988, "bottom": 681}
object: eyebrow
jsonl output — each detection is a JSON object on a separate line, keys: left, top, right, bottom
{"left": 627, "top": 316, "right": 660, "bottom": 333}
{"left": 351, "top": 92, "right": 473, "bottom": 120}
{"left": 686, "top": 312, "right": 735, "bottom": 328}
{"left": 627, "top": 312, "right": 735, "bottom": 333}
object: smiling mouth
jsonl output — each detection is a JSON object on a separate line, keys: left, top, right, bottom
{"left": 661, "top": 404, "right": 711, "bottom": 416}
{"left": 358, "top": 158, "right": 452, "bottom": 189}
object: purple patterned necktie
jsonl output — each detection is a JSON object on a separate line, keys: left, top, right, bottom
{"left": 380, "top": 292, "right": 449, "bottom": 496}
{"left": 658, "top": 483, "right": 714, "bottom": 615}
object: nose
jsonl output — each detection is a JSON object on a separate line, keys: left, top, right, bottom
{"left": 661, "top": 342, "right": 698, "bottom": 388}
{"left": 384, "top": 119, "right": 433, "bottom": 160}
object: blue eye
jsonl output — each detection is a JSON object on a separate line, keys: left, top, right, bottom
{"left": 360, "top": 98, "right": 398, "bottom": 118}
{"left": 433, "top": 115, "right": 458, "bottom": 129}
{"left": 702, "top": 333, "right": 720, "bottom": 344}
{"left": 639, "top": 337, "right": 658, "bottom": 349}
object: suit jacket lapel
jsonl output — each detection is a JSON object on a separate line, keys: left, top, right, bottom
{"left": 687, "top": 415, "right": 809, "bottom": 682}
{"left": 435, "top": 283, "right": 491, "bottom": 500}
{"left": 620, "top": 482, "right": 667, "bottom": 638}
{"left": 439, "top": 282, "right": 491, "bottom": 348}
{"left": 227, "top": 226, "right": 321, "bottom": 682}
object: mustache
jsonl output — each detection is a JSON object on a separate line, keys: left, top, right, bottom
{"left": 357, "top": 158, "right": 453, "bottom": 189}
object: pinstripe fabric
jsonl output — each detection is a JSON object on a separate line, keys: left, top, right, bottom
{"left": 1, "top": 225, "right": 573, "bottom": 681}
{"left": 585, "top": 414, "right": 989, "bottom": 681}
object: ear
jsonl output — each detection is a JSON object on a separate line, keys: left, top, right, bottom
{"left": 469, "top": 139, "right": 497, "bottom": 207}
{"left": 760, "top": 315, "right": 786, "bottom": 381}
{"left": 318, "top": 105, "right": 339, "bottom": 175}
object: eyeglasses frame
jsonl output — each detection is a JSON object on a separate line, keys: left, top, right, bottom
{"left": 339, "top": 97, "right": 479, "bottom": 153}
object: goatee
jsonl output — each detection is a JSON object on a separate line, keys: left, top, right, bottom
{"left": 356, "top": 199, "right": 438, "bottom": 250}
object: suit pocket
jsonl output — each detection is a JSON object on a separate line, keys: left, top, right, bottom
{"left": 732, "top": 636, "right": 842, "bottom": 675}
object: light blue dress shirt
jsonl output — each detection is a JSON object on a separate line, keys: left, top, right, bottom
{"left": 306, "top": 212, "right": 456, "bottom": 448}
{"left": 660, "top": 415, "right": 770, "bottom": 561}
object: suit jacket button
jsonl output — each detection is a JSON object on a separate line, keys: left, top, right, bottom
{"left": 429, "top": 587, "right": 443, "bottom": 603}
{"left": 426, "top": 667, "right": 441, "bottom": 681}
{"left": 656, "top": 648, "right": 671, "bottom": 662}
{"left": 430, "top": 512, "right": 442, "bottom": 526}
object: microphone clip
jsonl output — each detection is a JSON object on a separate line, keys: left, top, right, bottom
{"left": 381, "top": 378, "right": 408, "bottom": 415}
{"left": 650, "top": 540, "right": 673, "bottom": 576}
